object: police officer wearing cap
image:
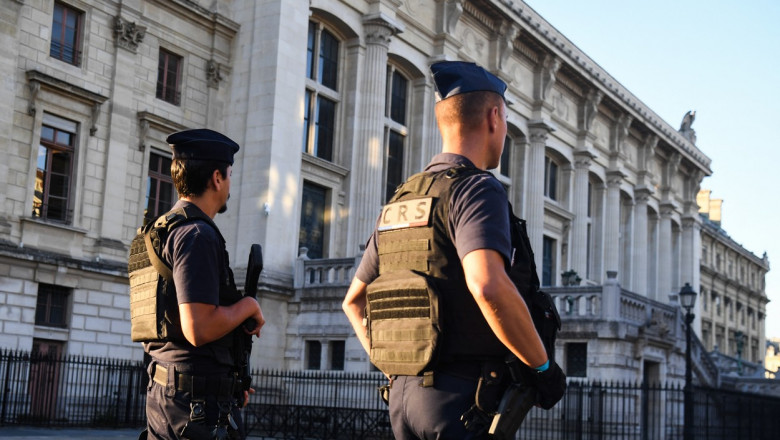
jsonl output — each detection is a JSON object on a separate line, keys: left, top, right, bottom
{"left": 132, "top": 129, "right": 264, "bottom": 440}
{"left": 343, "top": 62, "right": 565, "bottom": 439}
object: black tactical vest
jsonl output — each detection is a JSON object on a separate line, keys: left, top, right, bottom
{"left": 366, "top": 166, "right": 510, "bottom": 376}
{"left": 128, "top": 205, "right": 241, "bottom": 359}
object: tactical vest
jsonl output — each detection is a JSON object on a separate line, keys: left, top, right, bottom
{"left": 128, "top": 205, "right": 242, "bottom": 356}
{"left": 366, "top": 166, "right": 510, "bottom": 376}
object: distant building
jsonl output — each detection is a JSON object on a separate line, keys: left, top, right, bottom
{"left": 698, "top": 190, "right": 770, "bottom": 372}
{"left": 2, "top": 1, "right": 774, "bottom": 395}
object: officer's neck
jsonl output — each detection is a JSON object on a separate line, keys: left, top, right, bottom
{"left": 179, "top": 194, "right": 219, "bottom": 219}
{"left": 441, "top": 136, "right": 491, "bottom": 171}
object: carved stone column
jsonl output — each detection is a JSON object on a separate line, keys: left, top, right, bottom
{"left": 632, "top": 188, "right": 651, "bottom": 297}
{"left": 570, "top": 150, "right": 593, "bottom": 279}
{"left": 604, "top": 170, "right": 624, "bottom": 278}
{"left": 349, "top": 15, "right": 400, "bottom": 249}
{"left": 527, "top": 122, "right": 553, "bottom": 273}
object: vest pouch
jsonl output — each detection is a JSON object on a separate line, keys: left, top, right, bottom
{"left": 128, "top": 231, "right": 165, "bottom": 342}
{"left": 367, "top": 269, "right": 441, "bottom": 376}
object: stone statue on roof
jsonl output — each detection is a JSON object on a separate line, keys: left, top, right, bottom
{"left": 679, "top": 110, "right": 697, "bottom": 144}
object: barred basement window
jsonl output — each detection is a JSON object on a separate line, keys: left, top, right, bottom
{"left": 566, "top": 343, "right": 587, "bottom": 377}
{"left": 306, "top": 340, "right": 322, "bottom": 370}
{"left": 35, "top": 284, "right": 70, "bottom": 328}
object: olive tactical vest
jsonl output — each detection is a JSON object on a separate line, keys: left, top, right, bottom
{"left": 128, "top": 205, "right": 241, "bottom": 354}
{"left": 367, "top": 166, "right": 510, "bottom": 376}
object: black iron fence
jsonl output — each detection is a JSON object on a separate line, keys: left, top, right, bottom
{"left": 3, "top": 349, "right": 780, "bottom": 439}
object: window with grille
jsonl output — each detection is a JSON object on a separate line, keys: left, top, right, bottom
{"left": 50, "top": 2, "right": 83, "bottom": 66}
{"left": 34, "top": 114, "right": 76, "bottom": 223}
{"left": 329, "top": 341, "right": 345, "bottom": 370}
{"left": 566, "top": 343, "right": 587, "bottom": 377}
{"left": 35, "top": 284, "right": 70, "bottom": 328}
{"left": 145, "top": 153, "right": 176, "bottom": 225}
{"left": 156, "top": 48, "right": 182, "bottom": 105}
{"left": 302, "top": 21, "right": 340, "bottom": 162}
{"left": 306, "top": 340, "right": 322, "bottom": 370}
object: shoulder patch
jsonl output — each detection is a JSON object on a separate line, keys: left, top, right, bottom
{"left": 378, "top": 197, "right": 433, "bottom": 231}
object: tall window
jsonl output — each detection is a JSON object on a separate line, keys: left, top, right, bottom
{"left": 544, "top": 156, "right": 558, "bottom": 200}
{"left": 329, "top": 340, "right": 345, "bottom": 370}
{"left": 499, "top": 137, "right": 512, "bottom": 178}
{"left": 542, "top": 236, "right": 555, "bottom": 286}
{"left": 156, "top": 48, "right": 182, "bottom": 105}
{"left": 565, "top": 343, "right": 587, "bottom": 377}
{"left": 34, "top": 114, "right": 76, "bottom": 223}
{"left": 145, "top": 153, "right": 176, "bottom": 225}
{"left": 384, "top": 68, "right": 408, "bottom": 202}
{"left": 299, "top": 182, "right": 327, "bottom": 259}
{"left": 303, "top": 21, "right": 340, "bottom": 162}
{"left": 35, "top": 284, "right": 70, "bottom": 328}
{"left": 50, "top": 2, "right": 82, "bottom": 66}
{"left": 305, "top": 340, "right": 322, "bottom": 370}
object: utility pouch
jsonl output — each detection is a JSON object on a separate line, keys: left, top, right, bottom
{"left": 487, "top": 383, "right": 536, "bottom": 440}
{"left": 366, "top": 270, "right": 441, "bottom": 376}
{"left": 128, "top": 225, "right": 166, "bottom": 342}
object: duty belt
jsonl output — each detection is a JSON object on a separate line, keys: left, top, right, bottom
{"left": 153, "top": 364, "right": 239, "bottom": 399}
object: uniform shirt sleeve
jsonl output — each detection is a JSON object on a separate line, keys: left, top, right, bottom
{"left": 449, "top": 174, "right": 512, "bottom": 262}
{"left": 355, "top": 231, "right": 380, "bottom": 284}
{"left": 166, "top": 221, "right": 222, "bottom": 306}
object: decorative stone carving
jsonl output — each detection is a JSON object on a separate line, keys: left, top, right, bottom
{"left": 498, "top": 22, "right": 519, "bottom": 70}
{"left": 27, "top": 81, "right": 40, "bottom": 116}
{"left": 439, "top": 0, "right": 464, "bottom": 35}
{"left": 612, "top": 113, "right": 633, "bottom": 155}
{"left": 582, "top": 88, "right": 603, "bottom": 132}
{"left": 138, "top": 119, "right": 149, "bottom": 150}
{"left": 364, "top": 15, "right": 399, "bottom": 47}
{"left": 90, "top": 103, "right": 100, "bottom": 136}
{"left": 678, "top": 110, "right": 697, "bottom": 144}
{"left": 538, "top": 55, "right": 560, "bottom": 101}
{"left": 114, "top": 16, "right": 146, "bottom": 53}
{"left": 206, "top": 59, "right": 223, "bottom": 89}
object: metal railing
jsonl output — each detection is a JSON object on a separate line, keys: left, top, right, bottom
{"left": 4, "top": 350, "right": 780, "bottom": 439}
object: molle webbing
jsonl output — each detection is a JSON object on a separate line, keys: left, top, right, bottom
{"left": 377, "top": 228, "right": 432, "bottom": 274}
{"left": 367, "top": 270, "right": 440, "bottom": 376}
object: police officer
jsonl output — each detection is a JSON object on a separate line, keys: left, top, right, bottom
{"left": 138, "top": 129, "right": 264, "bottom": 440}
{"left": 343, "top": 61, "right": 565, "bottom": 439}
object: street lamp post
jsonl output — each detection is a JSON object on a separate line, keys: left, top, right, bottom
{"left": 679, "top": 282, "right": 697, "bottom": 440}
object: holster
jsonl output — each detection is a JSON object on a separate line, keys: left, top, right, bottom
{"left": 487, "top": 383, "right": 536, "bottom": 440}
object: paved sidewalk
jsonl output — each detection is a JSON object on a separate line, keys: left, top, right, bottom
{"left": 0, "top": 427, "right": 141, "bottom": 439}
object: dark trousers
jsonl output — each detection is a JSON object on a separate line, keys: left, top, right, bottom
{"left": 145, "top": 380, "right": 244, "bottom": 440}
{"left": 389, "top": 372, "right": 490, "bottom": 440}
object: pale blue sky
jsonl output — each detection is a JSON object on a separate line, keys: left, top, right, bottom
{"left": 523, "top": 1, "right": 780, "bottom": 337}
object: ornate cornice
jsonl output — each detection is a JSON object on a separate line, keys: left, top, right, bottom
{"left": 26, "top": 70, "right": 108, "bottom": 136}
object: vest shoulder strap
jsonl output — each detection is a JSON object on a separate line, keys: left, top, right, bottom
{"left": 144, "top": 205, "right": 224, "bottom": 280}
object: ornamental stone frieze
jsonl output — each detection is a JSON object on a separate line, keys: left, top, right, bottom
{"left": 114, "top": 16, "right": 146, "bottom": 53}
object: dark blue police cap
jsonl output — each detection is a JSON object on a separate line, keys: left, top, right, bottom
{"left": 430, "top": 61, "right": 507, "bottom": 102}
{"left": 167, "top": 129, "right": 240, "bottom": 165}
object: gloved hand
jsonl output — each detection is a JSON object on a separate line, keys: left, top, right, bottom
{"left": 533, "top": 361, "right": 566, "bottom": 409}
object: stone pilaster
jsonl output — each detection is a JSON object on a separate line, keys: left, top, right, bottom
{"left": 632, "top": 189, "right": 651, "bottom": 297}
{"left": 570, "top": 150, "right": 593, "bottom": 279}
{"left": 527, "top": 122, "right": 553, "bottom": 274}
{"left": 349, "top": 15, "right": 400, "bottom": 248}
{"left": 658, "top": 203, "right": 675, "bottom": 301}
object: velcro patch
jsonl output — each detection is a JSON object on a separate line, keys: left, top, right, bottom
{"left": 378, "top": 197, "right": 433, "bottom": 231}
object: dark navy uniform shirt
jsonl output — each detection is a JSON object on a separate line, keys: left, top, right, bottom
{"left": 145, "top": 200, "right": 232, "bottom": 374}
{"left": 356, "top": 153, "right": 511, "bottom": 284}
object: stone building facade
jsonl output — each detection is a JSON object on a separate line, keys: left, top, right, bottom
{"left": 1, "top": 0, "right": 756, "bottom": 388}
{"left": 697, "top": 190, "right": 769, "bottom": 371}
